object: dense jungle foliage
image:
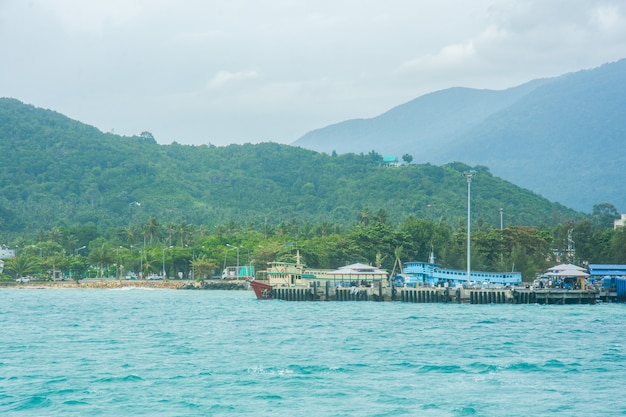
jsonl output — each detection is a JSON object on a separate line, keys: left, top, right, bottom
{"left": 1, "top": 209, "right": 625, "bottom": 283}
{"left": 0, "top": 98, "right": 581, "bottom": 236}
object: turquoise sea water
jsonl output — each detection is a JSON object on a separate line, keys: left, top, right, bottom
{"left": 1, "top": 288, "right": 625, "bottom": 416}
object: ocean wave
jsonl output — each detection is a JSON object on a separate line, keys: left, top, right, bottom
{"left": 11, "top": 395, "right": 52, "bottom": 411}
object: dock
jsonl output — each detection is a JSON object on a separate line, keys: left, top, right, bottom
{"left": 264, "top": 282, "right": 601, "bottom": 304}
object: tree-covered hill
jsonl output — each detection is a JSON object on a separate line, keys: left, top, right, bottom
{"left": 0, "top": 98, "right": 581, "bottom": 239}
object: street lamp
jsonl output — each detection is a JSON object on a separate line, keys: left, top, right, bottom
{"left": 117, "top": 246, "right": 124, "bottom": 280}
{"left": 226, "top": 244, "right": 240, "bottom": 279}
{"left": 162, "top": 246, "right": 173, "bottom": 280}
{"left": 191, "top": 247, "right": 195, "bottom": 280}
{"left": 72, "top": 246, "right": 86, "bottom": 281}
{"left": 463, "top": 171, "right": 476, "bottom": 284}
{"left": 30, "top": 245, "right": 43, "bottom": 258}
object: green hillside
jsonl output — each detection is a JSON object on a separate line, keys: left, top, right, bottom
{"left": 0, "top": 98, "right": 581, "bottom": 239}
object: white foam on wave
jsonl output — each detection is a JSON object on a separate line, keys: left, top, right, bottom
{"left": 107, "top": 286, "right": 157, "bottom": 291}
{"left": 247, "top": 366, "right": 294, "bottom": 375}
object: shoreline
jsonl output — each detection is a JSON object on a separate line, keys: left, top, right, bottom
{"left": 1, "top": 279, "right": 249, "bottom": 290}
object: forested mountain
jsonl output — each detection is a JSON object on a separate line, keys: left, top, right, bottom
{"left": 293, "top": 59, "right": 626, "bottom": 213}
{"left": 0, "top": 98, "right": 582, "bottom": 239}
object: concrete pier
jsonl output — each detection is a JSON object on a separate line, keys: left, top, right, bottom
{"left": 265, "top": 283, "right": 600, "bottom": 304}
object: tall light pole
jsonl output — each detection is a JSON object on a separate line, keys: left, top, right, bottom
{"left": 226, "top": 244, "right": 240, "bottom": 278}
{"left": 117, "top": 246, "right": 124, "bottom": 280}
{"left": 162, "top": 246, "right": 173, "bottom": 280}
{"left": 73, "top": 246, "right": 86, "bottom": 281}
{"left": 191, "top": 247, "right": 195, "bottom": 280}
{"left": 463, "top": 171, "right": 475, "bottom": 284}
{"left": 500, "top": 208, "right": 504, "bottom": 231}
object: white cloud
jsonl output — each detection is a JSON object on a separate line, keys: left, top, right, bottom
{"left": 591, "top": 4, "right": 626, "bottom": 34}
{"left": 34, "top": 0, "right": 145, "bottom": 35}
{"left": 395, "top": 41, "right": 477, "bottom": 75}
{"left": 1, "top": 0, "right": 625, "bottom": 145}
{"left": 207, "top": 70, "right": 259, "bottom": 90}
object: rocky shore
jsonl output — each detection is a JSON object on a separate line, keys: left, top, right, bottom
{"left": 2, "top": 279, "right": 249, "bottom": 290}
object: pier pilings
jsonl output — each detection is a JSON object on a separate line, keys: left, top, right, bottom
{"left": 265, "top": 283, "right": 599, "bottom": 304}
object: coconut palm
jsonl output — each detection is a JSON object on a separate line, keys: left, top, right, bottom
{"left": 49, "top": 227, "right": 63, "bottom": 244}
{"left": 123, "top": 225, "right": 140, "bottom": 247}
{"left": 177, "top": 221, "right": 193, "bottom": 247}
{"left": 145, "top": 216, "right": 160, "bottom": 246}
{"left": 88, "top": 245, "right": 115, "bottom": 278}
{"left": 164, "top": 222, "right": 177, "bottom": 246}
{"left": 191, "top": 255, "right": 218, "bottom": 280}
{"left": 5, "top": 254, "right": 39, "bottom": 279}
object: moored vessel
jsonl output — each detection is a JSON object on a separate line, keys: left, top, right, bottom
{"left": 250, "top": 251, "right": 388, "bottom": 299}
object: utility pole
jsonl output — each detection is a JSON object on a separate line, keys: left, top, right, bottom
{"left": 463, "top": 171, "right": 476, "bottom": 284}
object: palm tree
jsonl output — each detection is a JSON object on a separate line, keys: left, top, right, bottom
{"left": 64, "top": 234, "right": 78, "bottom": 255}
{"left": 164, "top": 222, "right": 177, "bottom": 246}
{"left": 123, "top": 225, "right": 139, "bottom": 247}
{"left": 49, "top": 227, "right": 63, "bottom": 244}
{"left": 88, "top": 245, "right": 114, "bottom": 278}
{"left": 5, "top": 254, "right": 39, "bottom": 279}
{"left": 145, "top": 216, "right": 160, "bottom": 246}
{"left": 177, "top": 222, "right": 193, "bottom": 247}
{"left": 191, "top": 255, "right": 218, "bottom": 281}
{"left": 142, "top": 251, "right": 158, "bottom": 277}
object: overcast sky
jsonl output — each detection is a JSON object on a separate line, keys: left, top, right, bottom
{"left": 1, "top": 0, "right": 625, "bottom": 146}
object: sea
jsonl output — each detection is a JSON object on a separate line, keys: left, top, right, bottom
{"left": 1, "top": 288, "right": 625, "bottom": 417}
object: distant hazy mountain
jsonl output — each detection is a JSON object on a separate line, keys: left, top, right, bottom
{"left": 293, "top": 59, "right": 626, "bottom": 213}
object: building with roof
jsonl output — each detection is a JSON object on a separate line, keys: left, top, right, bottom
{"left": 588, "top": 264, "right": 626, "bottom": 279}
{"left": 382, "top": 156, "right": 400, "bottom": 167}
{"left": 0, "top": 246, "right": 16, "bottom": 259}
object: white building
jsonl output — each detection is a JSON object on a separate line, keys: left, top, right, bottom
{"left": 0, "top": 247, "right": 16, "bottom": 259}
{"left": 615, "top": 214, "right": 626, "bottom": 230}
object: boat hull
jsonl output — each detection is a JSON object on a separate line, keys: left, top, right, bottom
{"left": 249, "top": 280, "right": 274, "bottom": 299}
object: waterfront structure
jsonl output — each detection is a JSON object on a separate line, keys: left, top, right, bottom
{"left": 256, "top": 257, "right": 388, "bottom": 289}
{"left": 588, "top": 264, "right": 626, "bottom": 279}
{"left": 396, "top": 260, "right": 522, "bottom": 288}
{"left": 250, "top": 251, "right": 389, "bottom": 299}
{"left": 251, "top": 283, "right": 598, "bottom": 304}
{"left": 588, "top": 264, "right": 626, "bottom": 295}
{"left": 545, "top": 264, "right": 589, "bottom": 289}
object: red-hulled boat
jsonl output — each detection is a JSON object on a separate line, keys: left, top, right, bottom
{"left": 249, "top": 280, "right": 274, "bottom": 299}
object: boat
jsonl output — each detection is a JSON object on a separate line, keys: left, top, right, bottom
{"left": 249, "top": 279, "right": 274, "bottom": 299}
{"left": 249, "top": 251, "right": 388, "bottom": 299}
{"left": 394, "top": 249, "right": 522, "bottom": 288}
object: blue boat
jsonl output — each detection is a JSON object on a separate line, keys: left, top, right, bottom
{"left": 394, "top": 250, "right": 522, "bottom": 288}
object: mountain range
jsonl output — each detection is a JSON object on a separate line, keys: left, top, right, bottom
{"left": 293, "top": 59, "right": 626, "bottom": 213}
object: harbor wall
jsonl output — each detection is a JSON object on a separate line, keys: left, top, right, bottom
{"left": 267, "top": 283, "right": 600, "bottom": 304}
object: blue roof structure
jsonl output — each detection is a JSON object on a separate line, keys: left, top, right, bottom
{"left": 588, "top": 264, "right": 626, "bottom": 276}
